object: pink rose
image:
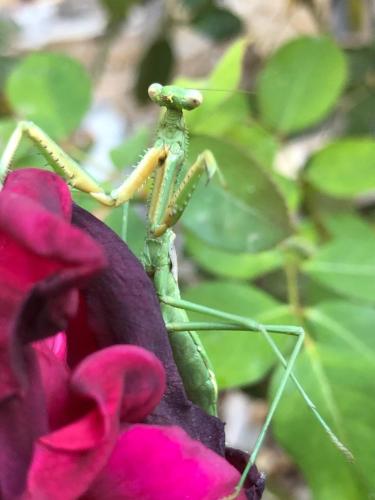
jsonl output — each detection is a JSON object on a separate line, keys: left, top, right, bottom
{"left": 0, "top": 169, "right": 264, "bottom": 499}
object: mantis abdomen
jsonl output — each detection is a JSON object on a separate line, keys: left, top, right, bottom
{"left": 146, "top": 231, "right": 218, "bottom": 416}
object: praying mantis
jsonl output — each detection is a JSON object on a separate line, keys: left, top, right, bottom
{"left": 0, "top": 82, "right": 352, "bottom": 497}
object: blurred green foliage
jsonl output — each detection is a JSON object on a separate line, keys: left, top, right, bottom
{"left": 6, "top": 53, "right": 92, "bottom": 139}
{"left": 1, "top": 13, "right": 375, "bottom": 499}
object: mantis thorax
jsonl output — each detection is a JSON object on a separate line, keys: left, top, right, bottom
{"left": 155, "top": 108, "right": 187, "bottom": 156}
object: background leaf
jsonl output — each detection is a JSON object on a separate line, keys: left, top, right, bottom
{"left": 5, "top": 53, "right": 91, "bottom": 139}
{"left": 135, "top": 37, "right": 174, "bottom": 103}
{"left": 271, "top": 300, "right": 375, "bottom": 499}
{"left": 303, "top": 221, "right": 375, "bottom": 303}
{"left": 182, "top": 0, "right": 210, "bottom": 9}
{"left": 110, "top": 127, "right": 150, "bottom": 169}
{"left": 257, "top": 36, "right": 347, "bottom": 134}
{"left": 178, "top": 39, "right": 246, "bottom": 133}
{"left": 99, "top": 0, "right": 137, "bottom": 29}
{"left": 227, "top": 122, "right": 279, "bottom": 170}
{"left": 185, "top": 231, "right": 283, "bottom": 279}
{"left": 104, "top": 204, "right": 146, "bottom": 258}
{"left": 183, "top": 281, "right": 292, "bottom": 388}
{"left": 307, "top": 138, "right": 375, "bottom": 198}
{"left": 192, "top": 5, "right": 243, "bottom": 41}
{"left": 182, "top": 135, "right": 292, "bottom": 252}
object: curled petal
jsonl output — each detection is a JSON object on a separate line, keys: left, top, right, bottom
{"left": 27, "top": 346, "right": 165, "bottom": 499}
{"left": 0, "top": 169, "right": 106, "bottom": 343}
{"left": 3, "top": 167, "right": 72, "bottom": 219}
{"left": 34, "top": 332, "right": 67, "bottom": 362}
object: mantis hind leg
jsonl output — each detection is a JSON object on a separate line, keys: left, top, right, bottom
{"left": 162, "top": 296, "right": 352, "bottom": 496}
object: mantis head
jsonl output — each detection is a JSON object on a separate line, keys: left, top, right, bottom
{"left": 148, "top": 83, "right": 203, "bottom": 111}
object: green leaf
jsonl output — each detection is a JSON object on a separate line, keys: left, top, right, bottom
{"left": 226, "top": 124, "right": 303, "bottom": 211}
{"left": 185, "top": 231, "right": 283, "bottom": 279}
{"left": 0, "top": 56, "right": 17, "bottom": 96}
{"left": 183, "top": 135, "right": 292, "bottom": 252}
{"left": 346, "top": 45, "right": 375, "bottom": 88}
{"left": 272, "top": 172, "right": 301, "bottom": 212}
{"left": 192, "top": 6, "right": 243, "bottom": 41}
{"left": 178, "top": 39, "right": 246, "bottom": 134}
{"left": 182, "top": 0, "right": 209, "bottom": 10}
{"left": 0, "top": 18, "right": 18, "bottom": 51}
{"left": 0, "top": 118, "right": 16, "bottom": 151}
{"left": 190, "top": 93, "right": 249, "bottom": 137}
{"left": 303, "top": 222, "right": 375, "bottom": 302}
{"left": 227, "top": 122, "right": 278, "bottom": 169}
{"left": 307, "top": 302, "right": 375, "bottom": 357}
{"left": 183, "top": 281, "right": 292, "bottom": 388}
{"left": 344, "top": 91, "right": 375, "bottom": 136}
{"left": 323, "top": 212, "right": 372, "bottom": 239}
{"left": 271, "top": 301, "right": 375, "bottom": 499}
{"left": 99, "top": 0, "right": 136, "bottom": 28}
{"left": 6, "top": 53, "right": 91, "bottom": 139}
{"left": 257, "top": 36, "right": 347, "bottom": 134}
{"left": 110, "top": 127, "right": 150, "bottom": 170}
{"left": 307, "top": 138, "right": 375, "bottom": 198}
{"left": 135, "top": 38, "right": 174, "bottom": 104}
{"left": 72, "top": 190, "right": 102, "bottom": 214}
{"left": 104, "top": 204, "right": 146, "bottom": 258}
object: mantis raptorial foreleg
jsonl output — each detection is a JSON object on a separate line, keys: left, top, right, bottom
{"left": 0, "top": 120, "right": 168, "bottom": 207}
{"left": 94, "top": 147, "right": 169, "bottom": 206}
{"left": 152, "top": 150, "right": 218, "bottom": 237}
{"left": 0, "top": 121, "right": 104, "bottom": 194}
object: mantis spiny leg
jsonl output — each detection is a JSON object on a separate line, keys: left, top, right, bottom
{"left": 161, "top": 297, "right": 353, "bottom": 481}
{"left": 107, "top": 146, "right": 169, "bottom": 207}
{"left": 0, "top": 121, "right": 169, "bottom": 208}
{"left": 152, "top": 150, "right": 219, "bottom": 237}
{"left": 0, "top": 121, "right": 105, "bottom": 196}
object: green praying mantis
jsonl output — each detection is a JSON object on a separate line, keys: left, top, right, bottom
{"left": 0, "top": 82, "right": 352, "bottom": 497}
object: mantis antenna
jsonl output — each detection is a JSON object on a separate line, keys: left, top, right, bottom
{"left": 184, "top": 87, "right": 257, "bottom": 95}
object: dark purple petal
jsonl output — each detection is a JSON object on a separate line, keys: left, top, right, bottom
{"left": 225, "top": 447, "right": 266, "bottom": 500}
{"left": 0, "top": 347, "right": 47, "bottom": 499}
{"left": 71, "top": 204, "right": 225, "bottom": 455}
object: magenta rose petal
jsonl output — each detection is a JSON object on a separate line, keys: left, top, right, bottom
{"left": 0, "top": 169, "right": 106, "bottom": 341}
{"left": 27, "top": 345, "right": 165, "bottom": 499}
{"left": 85, "top": 424, "right": 247, "bottom": 500}
{"left": 0, "top": 169, "right": 106, "bottom": 498}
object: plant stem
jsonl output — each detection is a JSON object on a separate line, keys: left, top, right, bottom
{"left": 284, "top": 252, "right": 304, "bottom": 321}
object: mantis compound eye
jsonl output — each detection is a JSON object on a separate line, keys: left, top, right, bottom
{"left": 148, "top": 83, "right": 203, "bottom": 111}
{"left": 185, "top": 90, "right": 203, "bottom": 110}
{"left": 148, "top": 83, "right": 162, "bottom": 101}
